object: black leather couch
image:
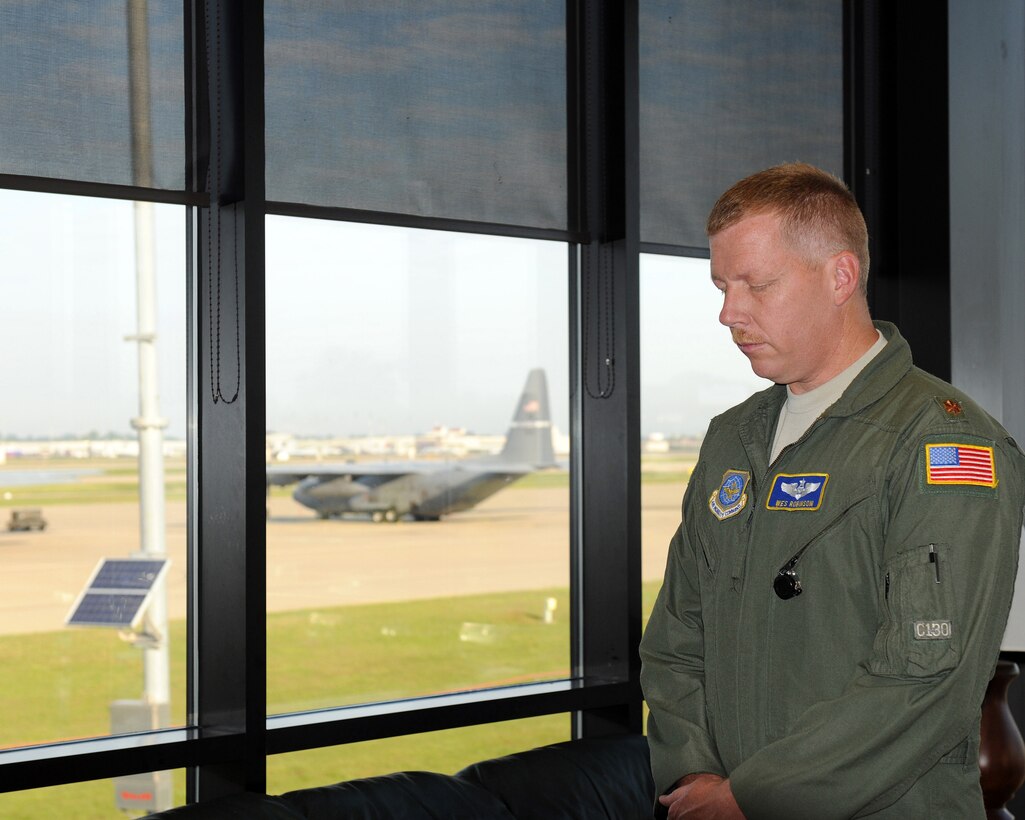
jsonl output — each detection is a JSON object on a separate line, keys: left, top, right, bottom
{"left": 149, "top": 734, "right": 655, "bottom": 819}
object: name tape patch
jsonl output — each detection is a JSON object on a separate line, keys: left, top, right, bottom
{"left": 708, "top": 470, "right": 751, "bottom": 522}
{"left": 924, "top": 443, "right": 996, "bottom": 488}
{"left": 913, "top": 620, "right": 952, "bottom": 640}
{"left": 766, "top": 473, "right": 829, "bottom": 511}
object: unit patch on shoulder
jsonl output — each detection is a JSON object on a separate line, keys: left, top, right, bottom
{"left": 708, "top": 470, "right": 750, "bottom": 522}
{"left": 924, "top": 442, "right": 997, "bottom": 488}
{"left": 766, "top": 473, "right": 829, "bottom": 510}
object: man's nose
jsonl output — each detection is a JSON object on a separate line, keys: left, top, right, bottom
{"left": 719, "top": 289, "right": 745, "bottom": 327}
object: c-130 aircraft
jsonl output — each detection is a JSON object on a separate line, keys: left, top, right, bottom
{"left": 267, "top": 369, "right": 558, "bottom": 522}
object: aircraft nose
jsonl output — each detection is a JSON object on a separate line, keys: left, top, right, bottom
{"left": 292, "top": 477, "right": 326, "bottom": 512}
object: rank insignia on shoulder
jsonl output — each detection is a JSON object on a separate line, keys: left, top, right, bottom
{"left": 766, "top": 473, "right": 829, "bottom": 510}
{"left": 924, "top": 442, "right": 997, "bottom": 488}
{"left": 709, "top": 469, "right": 751, "bottom": 521}
{"left": 934, "top": 396, "right": 967, "bottom": 419}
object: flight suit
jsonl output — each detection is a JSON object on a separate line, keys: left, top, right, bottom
{"left": 640, "top": 322, "right": 1025, "bottom": 819}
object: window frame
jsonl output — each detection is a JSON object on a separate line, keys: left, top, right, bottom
{"left": 0, "top": 0, "right": 644, "bottom": 801}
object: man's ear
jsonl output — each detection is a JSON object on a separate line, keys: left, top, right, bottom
{"left": 831, "top": 251, "right": 861, "bottom": 306}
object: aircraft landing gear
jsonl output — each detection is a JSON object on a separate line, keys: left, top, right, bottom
{"left": 371, "top": 509, "right": 398, "bottom": 523}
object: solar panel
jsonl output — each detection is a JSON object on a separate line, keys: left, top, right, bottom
{"left": 65, "top": 558, "right": 169, "bottom": 629}
{"left": 91, "top": 560, "right": 165, "bottom": 591}
{"left": 68, "top": 593, "right": 149, "bottom": 628}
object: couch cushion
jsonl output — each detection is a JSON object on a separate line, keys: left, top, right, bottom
{"left": 456, "top": 734, "right": 655, "bottom": 820}
{"left": 282, "top": 769, "right": 516, "bottom": 819}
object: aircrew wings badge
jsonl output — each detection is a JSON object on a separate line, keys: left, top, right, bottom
{"left": 709, "top": 470, "right": 751, "bottom": 521}
{"left": 766, "top": 473, "right": 829, "bottom": 510}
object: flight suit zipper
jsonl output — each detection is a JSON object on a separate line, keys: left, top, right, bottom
{"left": 766, "top": 413, "right": 828, "bottom": 475}
{"left": 731, "top": 412, "right": 828, "bottom": 590}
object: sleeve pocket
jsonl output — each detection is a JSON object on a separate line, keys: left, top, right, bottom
{"left": 869, "top": 544, "right": 960, "bottom": 678}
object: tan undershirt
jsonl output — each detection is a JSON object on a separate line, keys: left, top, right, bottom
{"left": 769, "top": 330, "right": 887, "bottom": 463}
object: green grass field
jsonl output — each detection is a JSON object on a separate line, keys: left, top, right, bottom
{"left": 0, "top": 458, "right": 675, "bottom": 815}
{"left": 0, "top": 582, "right": 663, "bottom": 818}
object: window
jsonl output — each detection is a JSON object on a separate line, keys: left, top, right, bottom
{"left": 265, "top": 218, "right": 570, "bottom": 714}
{"left": 639, "top": 253, "right": 770, "bottom": 618}
{"left": 0, "top": 190, "right": 186, "bottom": 813}
{"left": 0, "top": 189, "right": 187, "bottom": 740}
{"left": 0, "top": 769, "right": 185, "bottom": 818}
{"left": 268, "top": 716, "right": 568, "bottom": 793}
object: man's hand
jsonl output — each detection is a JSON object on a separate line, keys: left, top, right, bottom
{"left": 658, "top": 773, "right": 745, "bottom": 819}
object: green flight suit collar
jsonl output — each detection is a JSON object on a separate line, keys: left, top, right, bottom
{"left": 740, "top": 321, "right": 913, "bottom": 475}
{"left": 821, "top": 320, "right": 913, "bottom": 418}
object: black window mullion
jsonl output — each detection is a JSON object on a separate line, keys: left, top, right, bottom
{"left": 571, "top": 0, "right": 643, "bottom": 739}
{"left": 191, "top": 0, "right": 266, "bottom": 802}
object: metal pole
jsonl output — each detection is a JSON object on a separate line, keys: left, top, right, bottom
{"left": 130, "top": 199, "right": 170, "bottom": 704}
{"left": 127, "top": 0, "right": 171, "bottom": 724}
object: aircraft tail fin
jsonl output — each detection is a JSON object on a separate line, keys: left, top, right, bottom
{"left": 499, "top": 368, "right": 556, "bottom": 467}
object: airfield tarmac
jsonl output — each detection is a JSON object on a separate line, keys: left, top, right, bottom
{"left": 0, "top": 481, "right": 685, "bottom": 636}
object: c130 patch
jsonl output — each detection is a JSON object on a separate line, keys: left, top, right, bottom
{"left": 709, "top": 470, "right": 750, "bottom": 521}
{"left": 766, "top": 473, "right": 829, "bottom": 510}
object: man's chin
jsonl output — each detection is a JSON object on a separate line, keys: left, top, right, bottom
{"left": 745, "top": 359, "right": 779, "bottom": 383}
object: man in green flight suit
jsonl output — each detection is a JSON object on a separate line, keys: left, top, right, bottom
{"left": 639, "top": 162, "right": 1025, "bottom": 819}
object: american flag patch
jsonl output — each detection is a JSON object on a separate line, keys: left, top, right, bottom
{"left": 925, "top": 443, "right": 997, "bottom": 487}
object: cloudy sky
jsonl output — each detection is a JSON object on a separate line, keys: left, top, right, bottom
{"left": 0, "top": 188, "right": 767, "bottom": 441}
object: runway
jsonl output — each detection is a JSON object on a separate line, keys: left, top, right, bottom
{"left": 0, "top": 482, "right": 685, "bottom": 636}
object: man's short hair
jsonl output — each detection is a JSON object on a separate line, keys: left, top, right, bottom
{"left": 706, "top": 162, "right": 871, "bottom": 295}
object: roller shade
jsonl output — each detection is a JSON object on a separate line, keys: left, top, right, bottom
{"left": 0, "top": 1, "right": 184, "bottom": 190}
{"left": 640, "top": 0, "right": 843, "bottom": 249}
{"left": 265, "top": 0, "right": 567, "bottom": 229}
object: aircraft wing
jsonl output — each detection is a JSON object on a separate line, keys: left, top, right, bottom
{"left": 265, "top": 459, "right": 546, "bottom": 487}
{"left": 267, "top": 461, "right": 437, "bottom": 487}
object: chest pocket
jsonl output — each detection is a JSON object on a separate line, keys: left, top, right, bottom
{"left": 763, "top": 478, "right": 877, "bottom": 578}
{"left": 694, "top": 502, "right": 751, "bottom": 583}
{"left": 695, "top": 522, "right": 721, "bottom": 577}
